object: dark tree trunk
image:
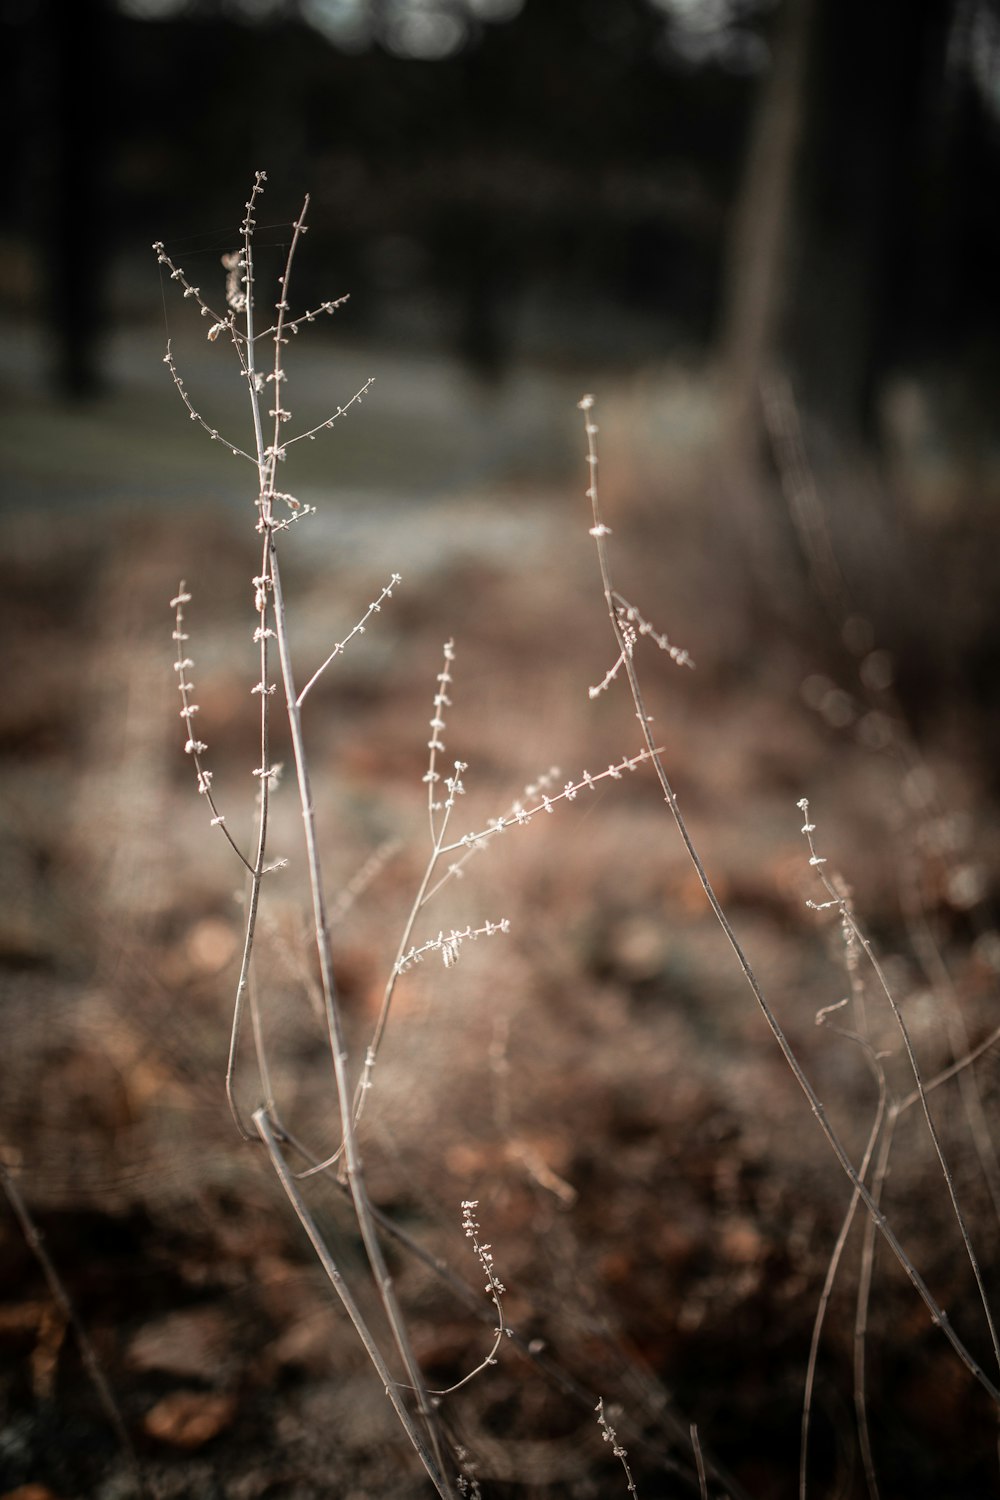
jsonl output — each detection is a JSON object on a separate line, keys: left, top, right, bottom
{"left": 718, "top": 0, "right": 815, "bottom": 451}
{"left": 31, "top": 0, "right": 115, "bottom": 398}
{"left": 790, "top": 0, "right": 955, "bottom": 439}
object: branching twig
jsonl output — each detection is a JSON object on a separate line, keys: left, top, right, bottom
{"left": 152, "top": 241, "right": 234, "bottom": 337}
{"left": 255, "top": 291, "right": 351, "bottom": 341}
{"left": 297, "top": 572, "right": 402, "bottom": 707}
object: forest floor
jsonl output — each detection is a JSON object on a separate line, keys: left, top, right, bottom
{"left": 2, "top": 317, "right": 999, "bottom": 1499}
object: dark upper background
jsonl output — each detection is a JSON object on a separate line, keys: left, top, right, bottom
{"left": 6, "top": 0, "right": 1000, "bottom": 433}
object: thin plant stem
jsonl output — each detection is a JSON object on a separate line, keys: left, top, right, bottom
{"left": 170, "top": 586, "right": 254, "bottom": 873}
{"left": 281, "top": 377, "right": 375, "bottom": 451}
{"left": 296, "top": 573, "right": 402, "bottom": 707}
{"left": 577, "top": 395, "right": 1000, "bottom": 1407}
{"left": 249, "top": 967, "right": 276, "bottom": 1118}
{"left": 365, "top": 646, "right": 463, "bottom": 1102}
{"left": 254, "top": 290, "right": 351, "bottom": 341}
{"left": 596, "top": 1397, "right": 639, "bottom": 1497}
{"left": 431, "top": 1199, "right": 505, "bottom": 1395}
{"left": 160, "top": 340, "right": 254, "bottom": 462}
{"left": 417, "top": 765, "right": 563, "bottom": 908}
{"left": 349, "top": 739, "right": 648, "bottom": 1138}
{"left": 691, "top": 1423, "right": 708, "bottom": 1500}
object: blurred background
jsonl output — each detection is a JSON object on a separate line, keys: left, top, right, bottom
{"left": 7, "top": 0, "right": 1000, "bottom": 417}
{"left": 7, "top": 0, "right": 1000, "bottom": 409}
{"left": 7, "top": 0, "right": 1000, "bottom": 720}
{"left": 3, "top": 3, "right": 1000, "bottom": 1497}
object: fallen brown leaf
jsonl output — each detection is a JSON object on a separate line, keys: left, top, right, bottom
{"left": 143, "top": 1390, "right": 237, "bottom": 1448}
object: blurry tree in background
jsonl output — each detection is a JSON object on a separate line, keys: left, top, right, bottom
{"left": 3, "top": 0, "right": 1000, "bottom": 443}
{"left": 15, "top": 0, "right": 117, "bottom": 395}
{"left": 792, "top": 0, "right": 1000, "bottom": 440}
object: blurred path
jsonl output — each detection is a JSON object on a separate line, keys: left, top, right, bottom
{"left": 1, "top": 317, "right": 591, "bottom": 579}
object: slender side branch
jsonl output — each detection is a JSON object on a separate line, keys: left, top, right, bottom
{"left": 170, "top": 585, "right": 253, "bottom": 872}
{"left": 152, "top": 241, "right": 234, "bottom": 336}
{"left": 281, "top": 376, "right": 376, "bottom": 454}
{"left": 596, "top": 1398, "right": 639, "bottom": 1497}
{"left": 255, "top": 291, "right": 351, "bottom": 340}
{"left": 612, "top": 592, "right": 694, "bottom": 669}
{"left": 419, "top": 766, "right": 563, "bottom": 908}
{"left": 434, "top": 750, "right": 661, "bottom": 857}
{"left": 399, "top": 1201, "right": 507, "bottom": 1398}
{"left": 297, "top": 572, "right": 403, "bottom": 707}
{"left": 160, "top": 342, "right": 254, "bottom": 462}
{"left": 854, "top": 1111, "right": 896, "bottom": 1500}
